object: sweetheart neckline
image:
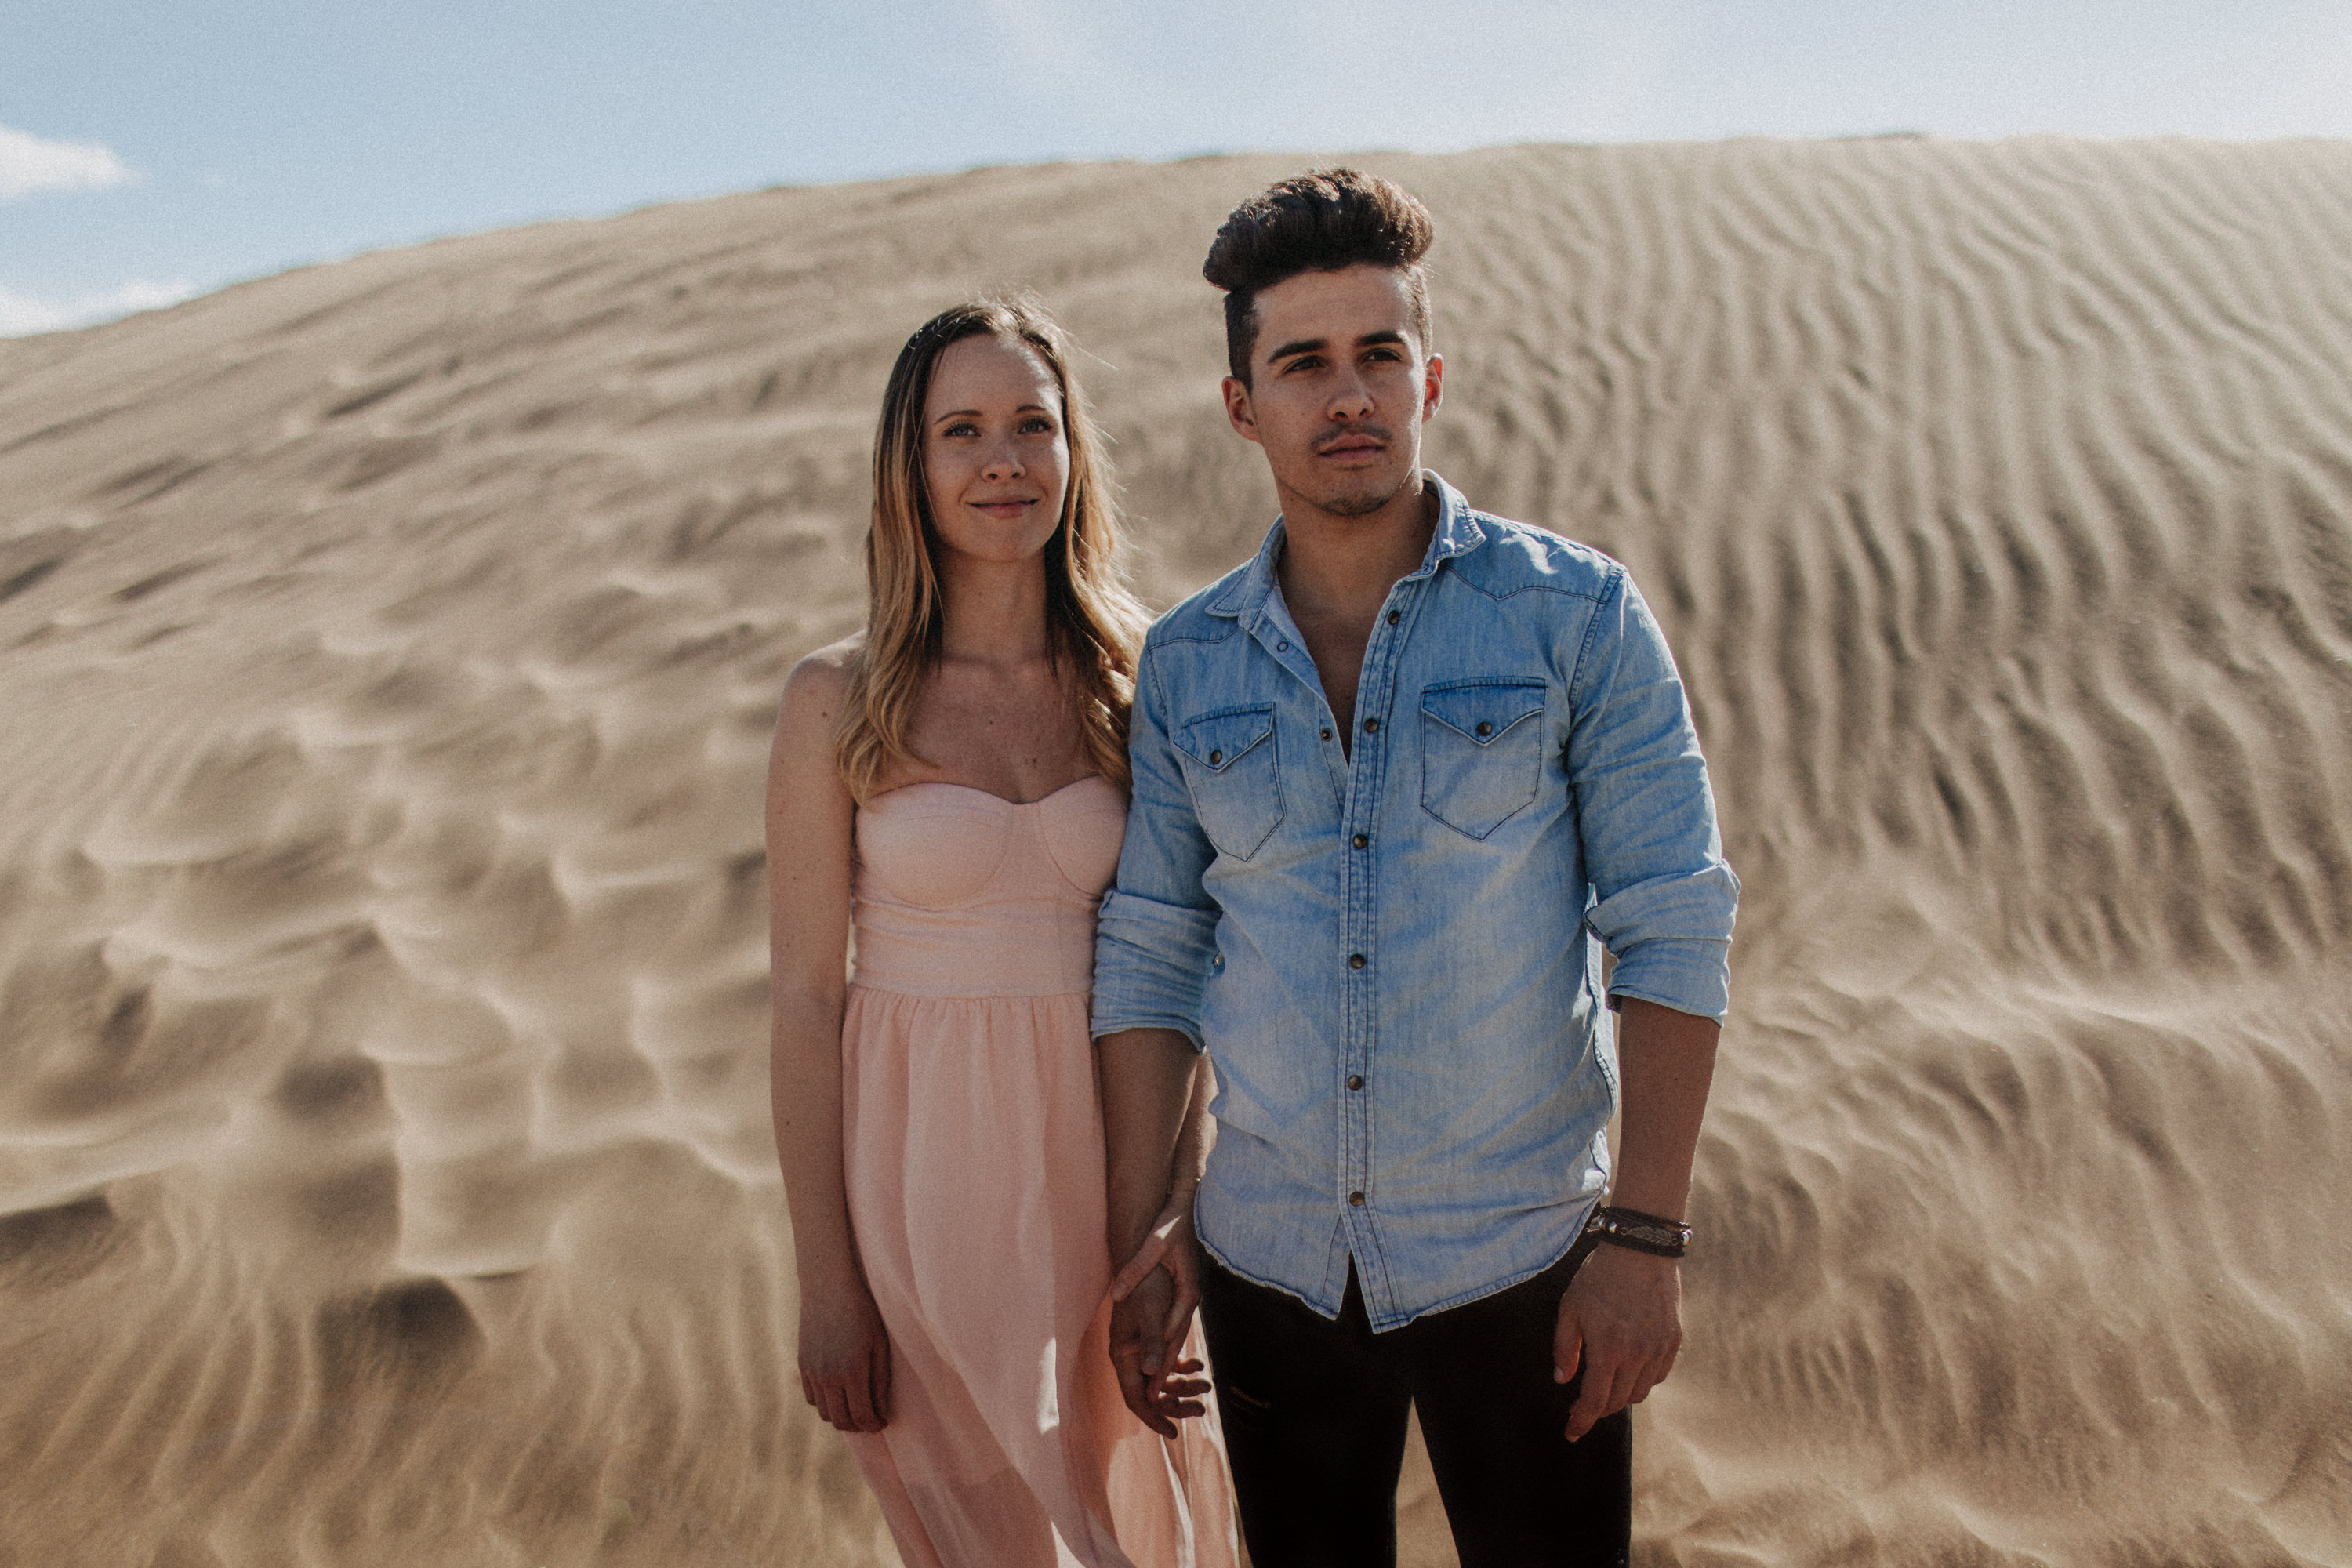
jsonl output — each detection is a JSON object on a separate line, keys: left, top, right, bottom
{"left": 864, "top": 775, "right": 1112, "bottom": 811}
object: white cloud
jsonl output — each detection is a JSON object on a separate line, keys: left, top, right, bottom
{"left": 0, "top": 123, "right": 132, "bottom": 200}
{"left": 0, "top": 279, "right": 196, "bottom": 337}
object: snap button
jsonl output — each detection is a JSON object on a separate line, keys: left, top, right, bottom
{"left": 1475, "top": 720, "right": 1493, "bottom": 737}
{"left": 1348, "top": 1191, "right": 1366, "bottom": 1207}
{"left": 1347, "top": 1074, "right": 1364, "bottom": 1091}
{"left": 1348, "top": 953, "right": 1366, "bottom": 970}
{"left": 1276, "top": 640, "right": 1289, "bottom": 652}
{"left": 1351, "top": 833, "right": 1368, "bottom": 849}
{"left": 1320, "top": 728, "right": 1333, "bottom": 741}
{"left": 1386, "top": 609, "right": 1400, "bottom": 625}
{"left": 1363, "top": 717, "right": 1378, "bottom": 734}
{"left": 1208, "top": 749, "right": 1223, "bottom": 764}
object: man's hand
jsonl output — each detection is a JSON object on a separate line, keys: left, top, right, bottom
{"left": 1109, "top": 1265, "right": 1210, "bottom": 1439}
{"left": 1552, "top": 1243, "right": 1682, "bottom": 1440}
{"left": 1109, "top": 1195, "right": 1203, "bottom": 1367}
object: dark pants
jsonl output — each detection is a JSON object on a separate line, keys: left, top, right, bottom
{"left": 1197, "top": 1237, "right": 1632, "bottom": 1568}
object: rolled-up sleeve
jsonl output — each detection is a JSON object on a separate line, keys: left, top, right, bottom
{"left": 1092, "top": 644, "right": 1218, "bottom": 1048}
{"left": 1568, "top": 570, "right": 1740, "bottom": 1022}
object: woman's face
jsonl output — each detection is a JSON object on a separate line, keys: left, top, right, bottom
{"left": 920, "top": 334, "right": 1070, "bottom": 568}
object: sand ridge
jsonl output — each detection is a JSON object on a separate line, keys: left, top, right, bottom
{"left": 2, "top": 139, "right": 2349, "bottom": 1564}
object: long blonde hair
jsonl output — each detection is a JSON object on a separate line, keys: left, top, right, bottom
{"left": 836, "top": 298, "right": 1151, "bottom": 802}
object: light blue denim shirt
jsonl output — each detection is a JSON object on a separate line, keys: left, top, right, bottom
{"left": 1092, "top": 474, "right": 1737, "bottom": 1330}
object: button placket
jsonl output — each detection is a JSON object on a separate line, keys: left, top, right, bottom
{"left": 1336, "top": 579, "right": 1416, "bottom": 1250}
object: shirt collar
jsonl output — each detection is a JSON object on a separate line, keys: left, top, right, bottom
{"left": 1205, "top": 470, "right": 1486, "bottom": 621}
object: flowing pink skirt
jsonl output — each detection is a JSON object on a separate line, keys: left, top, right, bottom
{"left": 841, "top": 984, "right": 1235, "bottom": 1568}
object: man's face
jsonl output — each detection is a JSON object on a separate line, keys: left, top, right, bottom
{"left": 1222, "top": 263, "right": 1442, "bottom": 520}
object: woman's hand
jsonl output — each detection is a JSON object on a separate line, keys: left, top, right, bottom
{"left": 1108, "top": 1189, "right": 1201, "bottom": 1361}
{"left": 799, "top": 1276, "right": 892, "bottom": 1433}
{"left": 1109, "top": 1267, "right": 1212, "bottom": 1438}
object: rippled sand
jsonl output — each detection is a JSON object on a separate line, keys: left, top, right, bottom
{"left": 2, "top": 139, "right": 2348, "bottom": 1566}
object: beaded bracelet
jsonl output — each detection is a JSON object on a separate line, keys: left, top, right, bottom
{"left": 1583, "top": 1205, "right": 1693, "bottom": 1258}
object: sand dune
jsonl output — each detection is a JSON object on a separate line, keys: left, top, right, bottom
{"left": 3, "top": 138, "right": 2349, "bottom": 1565}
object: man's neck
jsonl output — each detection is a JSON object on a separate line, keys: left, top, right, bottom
{"left": 1273, "top": 470, "right": 1439, "bottom": 622}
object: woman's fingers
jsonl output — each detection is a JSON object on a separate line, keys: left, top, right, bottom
{"left": 1107, "top": 1231, "right": 1168, "bottom": 1304}
{"left": 844, "top": 1370, "right": 881, "bottom": 1432}
{"left": 867, "top": 1335, "right": 893, "bottom": 1427}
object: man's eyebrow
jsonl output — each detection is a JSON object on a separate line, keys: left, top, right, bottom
{"left": 1265, "top": 330, "right": 1408, "bottom": 365}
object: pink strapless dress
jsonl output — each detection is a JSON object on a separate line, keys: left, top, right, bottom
{"left": 840, "top": 777, "right": 1236, "bottom": 1568}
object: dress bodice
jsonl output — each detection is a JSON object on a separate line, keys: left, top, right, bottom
{"left": 850, "top": 776, "right": 1127, "bottom": 998}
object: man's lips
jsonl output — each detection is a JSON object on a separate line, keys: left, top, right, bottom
{"left": 1314, "top": 429, "right": 1391, "bottom": 459}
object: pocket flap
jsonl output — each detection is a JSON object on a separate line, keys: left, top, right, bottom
{"left": 1421, "top": 681, "right": 1544, "bottom": 746}
{"left": 1174, "top": 706, "right": 1276, "bottom": 771}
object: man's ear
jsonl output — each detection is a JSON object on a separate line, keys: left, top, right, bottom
{"left": 1420, "top": 352, "right": 1444, "bottom": 423}
{"left": 1221, "top": 376, "right": 1262, "bottom": 445}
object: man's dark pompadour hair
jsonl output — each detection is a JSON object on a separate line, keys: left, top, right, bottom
{"left": 1203, "top": 168, "right": 1436, "bottom": 384}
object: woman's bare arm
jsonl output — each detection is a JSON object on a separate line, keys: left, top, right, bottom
{"left": 768, "top": 646, "right": 891, "bottom": 1432}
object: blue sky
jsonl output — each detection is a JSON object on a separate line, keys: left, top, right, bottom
{"left": 5, "top": 0, "right": 2349, "bottom": 335}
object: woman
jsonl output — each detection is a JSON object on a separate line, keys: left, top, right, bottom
{"left": 766, "top": 298, "right": 1234, "bottom": 1568}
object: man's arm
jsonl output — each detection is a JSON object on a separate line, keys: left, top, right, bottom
{"left": 1554, "top": 996, "right": 1717, "bottom": 1439}
{"left": 1098, "top": 1028, "right": 1213, "bottom": 1437}
{"left": 1092, "top": 643, "right": 1221, "bottom": 1434}
{"left": 1554, "top": 567, "right": 1737, "bottom": 1439}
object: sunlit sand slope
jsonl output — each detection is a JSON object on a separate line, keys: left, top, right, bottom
{"left": 2, "top": 137, "right": 2347, "bottom": 1566}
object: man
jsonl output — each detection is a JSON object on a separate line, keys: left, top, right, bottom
{"left": 1094, "top": 169, "right": 1737, "bottom": 1567}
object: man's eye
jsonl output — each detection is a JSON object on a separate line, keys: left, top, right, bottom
{"left": 1283, "top": 356, "right": 1321, "bottom": 372}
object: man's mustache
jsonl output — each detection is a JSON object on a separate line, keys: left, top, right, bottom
{"left": 1312, "top": 423, "right": 1396, "bottom": 453}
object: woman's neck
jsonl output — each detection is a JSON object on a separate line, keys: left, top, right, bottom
{"left": 935, "top": 550, "right": 1052, "bottom": 669}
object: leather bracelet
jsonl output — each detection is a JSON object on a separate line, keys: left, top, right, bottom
{"left": 1583, "top": 1205, "right": 1692, "bottom": 1258}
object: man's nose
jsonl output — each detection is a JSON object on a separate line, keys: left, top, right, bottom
{"left": 1327, "top": 368, "right": 1374, "bottom": 420}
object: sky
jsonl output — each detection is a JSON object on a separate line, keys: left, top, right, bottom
{"left": 4, "top": 0, "right": 2350, "bottom": 336}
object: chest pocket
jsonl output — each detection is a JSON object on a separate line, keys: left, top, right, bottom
{"left": 1420, "top": 680, "right": 1547, "bottom": 839}
{"left": 1174, "top": 705, "right": 1283, "bottom": 861}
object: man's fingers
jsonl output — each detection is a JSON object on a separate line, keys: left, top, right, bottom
{"left": 1564, "top": 1337, "right": 1621, "bottom": 1440}
{"left": 1552, "top": 1313, "right": 1584, "bottom": 1386}
{"left": 1112, "top": 1338, "right": 1178, "bottom": 1438}
{"left": 1564, "top": 1343, "right": 1657, "bottom": 1441}
{"left": 1163, "top": 1279, "right": 1200, "bottom": 1349}
{"left": 1628, "top": 1345, "right": 1675, "bottom": 1407}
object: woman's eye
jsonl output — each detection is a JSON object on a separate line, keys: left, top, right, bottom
{"left": 942, "top": 423, "right": 978, "bottom": 437}
{"left": 1019, "top": 418, "right": 1055, "bottom": 434}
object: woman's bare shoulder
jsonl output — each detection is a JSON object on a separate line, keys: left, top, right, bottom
{"left": 779, "top": 634, "right": 864, "bottom": 719}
